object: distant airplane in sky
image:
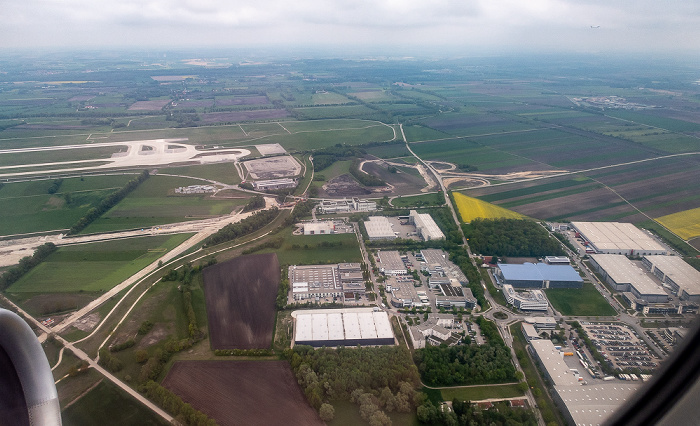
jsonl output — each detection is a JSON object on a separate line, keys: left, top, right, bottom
{"left": 591, "top": 25, "right": 600, "bottom": 28}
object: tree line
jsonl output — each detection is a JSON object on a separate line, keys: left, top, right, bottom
{"left": 67, "top": 170, "right": 150, "bottom": 235}
{"left": 203, "top": 207, "right": 279, "bottom": 246}
{"left": 0, "top": 243, "right": 57, "bottom": 291}
{"left": 141, "top": 381, "right": 218, "bottom": 426}
{"left": 417, "top": 399, "right": 537, "bottom": 425}
{"left": 311, "top": 144, "right": 367, "bottom": 171}
{"left": 241, "top": 195, "right": 265, "bottom": 212}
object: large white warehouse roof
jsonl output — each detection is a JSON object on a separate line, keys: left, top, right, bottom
{"left": 293, "top": 309, "right": 394, "bottom": 347}
{"left": 572, "top": 222, "right": 666, "bottom": 255}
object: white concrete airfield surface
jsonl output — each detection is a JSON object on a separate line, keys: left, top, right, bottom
{"left": 0, "top": 139, "right": 251, "bottom": 177}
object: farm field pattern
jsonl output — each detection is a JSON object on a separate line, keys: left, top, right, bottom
{"left": 2, "top": 53, "right": 700, "bottom": 425}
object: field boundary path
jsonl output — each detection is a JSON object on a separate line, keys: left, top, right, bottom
{"left": 0, "top": 294, "right": 174, "bottom": 424}
{"left": 51, "top": 209, "right": 257, "bottom": 333}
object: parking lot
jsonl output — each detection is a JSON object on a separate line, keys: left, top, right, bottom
{"left": 581, "top": 323, "right": 660, "bottom": 371}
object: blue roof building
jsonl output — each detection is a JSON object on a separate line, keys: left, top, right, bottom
{"left": 495, "top": 263, "right": 583, "bottom": 289}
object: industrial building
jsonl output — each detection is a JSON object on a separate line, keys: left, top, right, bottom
{"left": 251, "top": 178, "right": 297, "bottom": 191}
{"left": 589, "top": 255, "right": 668, "bottom": 303}
{"left": 420, "top": 249, "right": 468, "bottom": 286}
{"left": 571, "top": 222, "right": 666, "bottom": 255}
{"left": 388, "top": 277, "right": 422, "bottom": 308}
{"left": 523, "top": 316, "right": 557, "bottom": 330}
{"left": 620, "top": 292, "right": 698, "bottom": 315}
{"left": 408, "top": 210, "right": 445, "bottom": 241}
{"left": 293, "top": 309, "right": 395, "bottom": 347}
{"left": 436, "top": 284, "right": 476, "bottom": 309}
{"left": 288, "top": 265, "right": 342, "bottom": 301}
{"left": 495, "top": 263, "right": 583, "bottom": 289}
{"left": 303, "top": 221, "right": 334, "bottom": 235}
{"left": 364, "top": 216, "right": 397, "bottom": 240}
{"left": 503, "top": 284, "right": 549, "bottom": 311}
{"left": 338, "top": 263, "right": 364, "bottom": 296}
{"left": 521, "top": 323, "right": 541, "bottom": 341}
{"left": 544, "top": 256, "right": 570, "bottom": 265}
{"left": 642, "top": 256, "right": 700, "bottom": 302}
{"left": 529, "top": 339, "right": 642, "bottom": 426}
{"left": 377, "top": 251, "right": 407, "bottom": 275}
{"left": 318, "top": 197, "right": 376, "bottom": 214}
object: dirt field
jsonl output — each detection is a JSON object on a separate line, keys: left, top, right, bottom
{"left": 163, "top": 360, "right": 323, "bottom": 426}
{"left": 322, "top": 174, "right": 371, "bottom": 197}
{"left": 203, "top": 253, "right": 280, "bottom": 349}
{"left": 243, "top": 155, "right": 301, "bottom": 179}
{"left": 128, "top": 100, "right": 171, "bottom": 110}
{"left": 256, "top": 143, "right": 287, "bottom": 156}
{"left": 362, "top": 161, "right": 428, "bottom": 195}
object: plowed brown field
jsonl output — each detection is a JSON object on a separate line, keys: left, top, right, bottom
{"left": 163, "top": 361, "right": 323, "bottom": 426}
{"left": 203, "top": 253, "right": 280, "bottom": 349}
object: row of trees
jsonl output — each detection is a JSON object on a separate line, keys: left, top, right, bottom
{"left": 0, "top": 242, "right": 57, "bottom": 291}
{"left": 462, "top": 218, "right": 565, "bottom": 257}
{"left": 47, "top": 178, "right": 63, "bottom": 194}
{"left": 311, "top": 144, "right": 367, "bottom": 171}
{"left": 417, "top": 399, "right": 537, "bottom": 425}
{"left": 241, "top": 195, "right": 265, "bottom": 212}
{"left": 67, "top": 170, "right": 150, "bottom": 235}
{"left": 141, "top": 381, "right": 218, "bottom": 426}
{"left": 203, "top": 207, "right": 279, "bottom": 246}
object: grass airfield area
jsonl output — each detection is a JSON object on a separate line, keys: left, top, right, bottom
{"left": 7, "top": 234, "right": 192, "bottom": 294}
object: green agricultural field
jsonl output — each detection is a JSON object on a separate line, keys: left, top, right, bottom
{"left": 605, "top": 110, "right": 700, "bottom": 133}
{"left": 0, "top": 145, "right": 124, "bottom": 167}
{"left": 439, "top": 384, "right": 524, "bottom": 401}
{"left": 61, "top": 380, "right": 169, "bottom": 426}
{"left": 292, "top": 104, "right": 383, "bottom": 120}
{"left": 161, "top": 162, "right": 242, "bottom": 185}
{"left": 410, "top": 138, "right": 537, "bottom": 171}
{"left": 402, "top": 125, "right": 450, "bottom": 142}
{"left": 264, "top": 125, "right": 396, "bottom": 151}
{"left": 545, "top": 282, "right": 616, "bottom": 316}
{"left": 0, "top": 175, "right": 134, "bottom": 236}
{"left": 315, "top": 160, "right": 353, "bottom": 181}
{"left": 312, "top": 91, "right": 351, "bottom": 105}
{"left": 256, "top": 230, "right": 362, "bottom": 265}
{"left": 478, "top": 178, "right": 593, "bottom": 203}
{"left": 82, "top": 175, "right": 249, "bottom": 233}
{"left": 281, "top": 118, "right": 391, "bottom": 133}
{"left": 364, "top": 142, "right": 411, "bottom": 158}
{"left": 7, "top": 234, "right": 192, "bottom": 293}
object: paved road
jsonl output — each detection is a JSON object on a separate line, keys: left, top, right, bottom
{"left": 403, "top": 124, "right": 545, "bottom": 425}
{"left": 51, "top": 208, "right": 262, "bottom": 333}
{"left": 1, "top": 294, "right": 174, "bottom": 424}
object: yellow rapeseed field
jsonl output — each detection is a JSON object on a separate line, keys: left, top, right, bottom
{"left": 656, "top": 207, "right": 700, "bottom": 240}
{"left": 453, "top": 192, "right": 524, "bottom": 222}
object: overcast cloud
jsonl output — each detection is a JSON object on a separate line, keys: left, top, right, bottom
{"left": 2, "top": 0, "right": 699, "bottom": 54}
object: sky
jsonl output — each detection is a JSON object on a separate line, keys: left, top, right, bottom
{"left": 3, "top": 0, "right": 700, "bottom": 54}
